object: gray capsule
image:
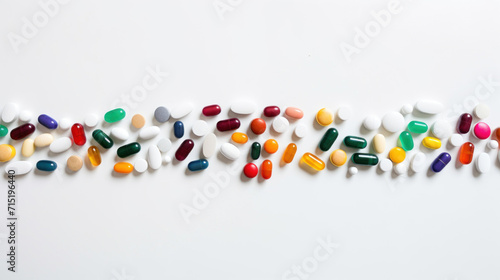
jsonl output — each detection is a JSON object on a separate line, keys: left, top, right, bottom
{"left": 154, "top": 106, "right": 170, "bottom": 123}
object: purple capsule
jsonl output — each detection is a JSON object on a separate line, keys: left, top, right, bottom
{"left": 456, "top": 113, "right": 472, "bottom": 134}
{"left": 431, "top": 152, "right": 451, "bottom": 173}
{"left": 216, "top": 118, "right": 240, "bottom": 132}
{"left": 38, "top": 114, "right": 58, "bottom": 129}
{"left": 10, "top": 123, "right": 35, "bottom": 140}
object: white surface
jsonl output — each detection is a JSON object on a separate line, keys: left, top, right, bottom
{"left": 1, "top": 1, "right": 500, "bottom": 280}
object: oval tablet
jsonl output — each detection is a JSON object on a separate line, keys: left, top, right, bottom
{"left": 0, "top": 125, "right": 7, "bottom": 137}
{"left": 192, "top": 120, "right": 209, "bottom": 137}
{"left": 363, "top": 115, "right": 381, "bottom": 131}
{"left": 372, "top": 134, "right": 386, "bottom": 154}
{"left": 111, "top": 127, "right": 129, "bottom": 141}
{"left": 431, "top": 120, "right": 452, "bottom": 139}
{"left": 415, "top": 100, "right": 444, "bottom": 114}
{"left": 272, "top": 116, "right": 289, "bottom": 133}
{"left": 104, "top": 108, "right": 126, "bottom": 123}
{"left": 148, "top": 145, "right": 162, "bottom": 170}
{"left": 139, "top": 126, "right": 160, "bottom": 140}
{"left": 49, "top": 137, "right": 72, "bottom": 153}
{"left": 67, "top": 155, "right": 83, "bottom": 172}
{"left": 220, "top": 143, "right": 240, "bottom": 160}
{"left": 410, "top": 152, "right": 427, "bottom": 173}
{"left": 285, "top": 107, "right": 304, "bottom": 119}
{"left": 173, "top": 121, "right": 184, "bottom": 138}
{"left": 134, "top": 159, "right": 148, "bottom": 173}
{"left": 382, "top": 112, "right": 405, "bottom": 133}
{"left": 5, "top": 161, "right": 33, "bottom": 175}
{"left": 21, "top": 139, "right": 35, "bottom": 157}
{"left": 1, "top": 102, "right": 19, "bottom": 123}
{"left": 157, "top": 138, "right": 172, "bottom": 153}
{"left": 171, "top": 103, "right": 193, "bottom": 119}
{"left": 476, "top": 153, "right": 491, "bottom": 174}
{"left": 34, "top": 133, "right": 54, "bottom": 148}
{"left": 488, "top": 140, "right": 499, "bottom": 149}
{"left": 202, "top": 133, "right": 217, "bottom": 158}
{"left": 422, "top": 137, "right": 441, "bottom": 149}
{"left": 230, "top": 101, "right": 256, "bottom": 115}
{"left": 231, "top": 132, "right": 248, "bottom": 144}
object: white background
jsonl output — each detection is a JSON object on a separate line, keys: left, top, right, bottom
{"left": 1, "top": 0, "right": 500, "bottom": 279}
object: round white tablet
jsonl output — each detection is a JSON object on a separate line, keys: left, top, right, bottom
{"left": 379, "top": 158, "right": 393, "bottom": 172}
{"left": 157, "top": 138, "right": 172, "bottom": 153}
{"left": 363, "top": 115, "right": 381, "bottom": 131}
{"left": 449, "top": 134, "right": 463, "bottom": 147}
{"left": 348, "top": 166, "right": 358, "bottom": 175}
{"left": 192, "top": 120, "right": 209, "bottom": 137}
{"left": 272, "top": 116, "right": 289, "bottom": 133}
{"left": 59, "top": 118, "right": 71, "bottom": 130}
{"left": 294, "top": 124, "right": 307, "bottom": 138}
{"left": 431, "top": 120, "right": 452, "bottom": 139}
{"left": 487, "top": 140, "right": 499, "bottom": 149}
{"left": 337, "top": 106, "right": 352, "bottom": 121}
{"left": 134, "top": 159, "right": 148, "bottom": 173}
{"left": 394, "top": 162, "right": 407, "bottom": 175}
{"left": 410, "top": 152, "right": 427, "bottom": 173}
{"left": 382, "top": 112, "right": 405, "bottom": 133}
{"left": 84, "top": 114, "right": 98, "bottom": 128}
{"left": 163, "top": 155, "right": 172, "bottom": 164}
{"left": 19, "top": 110, "right": 33, "bottom": 122}
{"left": 400, "top": 104, "right": 413, "bottom": 115}
{"left": 473, "top": 103, "right": 490, "bottom": 119}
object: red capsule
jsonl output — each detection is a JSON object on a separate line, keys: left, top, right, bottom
{"left": 216, "top": 118, "right": 240, "bottom": 132}
{"left": 175, "top": 139, "right": 194, "bottom": 161}
{"left": 261, "top": 160, "right": 272, "bottom": 179}
{"left": 458, "top": 142, "right": 474, "bottom": 164}
{"left": 457, "top": 113, "right": 472, "bottom": 134}
{"left": 202, "top": 104, "right": 221, "bottom": 116}
{"left": 263, "top": 106, "right": 280, "bottom": 117}
{"left": 71, "top": 123, "right": 86, "bottom": 146}
{"left": 243, "top": 163, "right": 258, "bottom": 178}
{"left": 10, "top": 123, "right": 35, "bottom": 140}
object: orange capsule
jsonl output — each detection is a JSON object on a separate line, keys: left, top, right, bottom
{"left": 263, "top": 139, "right": 279, "bottom": 154}
{"left": 251, "top": 118, "right": 266, "bottom": 135}
{"left": 261, "top": 160, "right": 272, "bottom": 179}
{"left": 458, "top": 142, "right": 474, "bottom": 165}
{"left": 300, "top": 152, "right": 325, "bottom": 171}
{"left": 496, "top": 128, "right": 500, "bottom": 140}
{"left": 282, "top": 143, "right": 297, "bottom": 163}
{"left": 87, "top": 146, "right": 102, "bottom": 167}
{"left": 114, "top": 162, "right": 134, "bottom": 174}
{"left": 231, "top": 132, "right": 248, "bottom": 144}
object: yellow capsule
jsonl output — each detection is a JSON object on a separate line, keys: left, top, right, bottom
{"left": 372, "top": 134, "right": 386, "bottom": 154}
{"left": 389, "top": 147, "right": 406, "bottom": 163}
{"left": 231, "top": 132, "right": 248, "bottom": 144}
{"left": 329, "top": 149, "right": 347, "bottom": 167}
{"left": 300, "top": 152, "right": 325, "bottom": 171}
{"left": 21, "top": 138, "right": 35, "bottom": 157}
{"left": 282, "top": 143, "right": 297, "bottom": 163}
{"left": 114, "top": 162, "right": 133, "bottom": 174}
{"left": 0, "top": 144, "right": 16, "bottom": 162}
{"left": 87, "top": 145, "right": 102, "bottom": 167}
{"left": 422, "top": 137, "right": 442, "bottom": 149}
{"left": 315, "top": 108, "right": 334, "bottom": 126}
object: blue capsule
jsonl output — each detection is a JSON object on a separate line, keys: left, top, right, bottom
{"left": 38, "top": 114, "right": 58, "bottom": 129}
{"left": 174, "top": 121, "right": 184, "bottom": 139}
{"left": 187, "top": 159, "right": 209, "bottom": 171}
{"left": 36, "top": 160, "right": 57, "bottom": 172}
{"left": 431, "top": 152, "right": 451, "bottom": 173}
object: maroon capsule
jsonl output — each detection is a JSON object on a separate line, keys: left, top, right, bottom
{"left": 457, "top": 113, "right": 472, "bottom": 134}
{"left": 202, "top": 104, "right": 221, "bottom": 116}
{"left": 10, "top": 123, "right": 35, "bottom": 140}
{"left": 175, "top": 139, "right": 194, "bottom": 161}
{"left": 263, "top": 106, "right": 280, "bottom": 117}
{"left": 216, "top": 118, "right": 240, "bottom": 132}
{"left": 71, "top": 123, "right": 86, "bottom": 146}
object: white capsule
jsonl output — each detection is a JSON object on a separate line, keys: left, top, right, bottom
{"left": 382, "top": 112, "right": 405, "bottom": 133}
{"left": 111, "top": 127, "right": 129, "bottom": 141}
{"left": 59, "top": 118, "right": 71, "bottom": 130}
{"left": 139, "top": 126, "right": 160, "bottom": 140}
{"left": 1, "top": 102, "right": 19, "bottom": 123}
{"left": 202, "top": 133, "right": 217, "bottom": 158}
{"left": 272, "top": 116, "right": 289, "bottom": 133}
{"left": 476, "top": 153, "right": 491, "bottom": 174}
{"left": 487, "top": 140, "right": 499, "bottom": 149}
{"left": 394, "top": 162, "right": 407, "bottom": 175}
{"left": 230, "top": 100, "right": 256, "bottom": 115}
{"left": 363, "top": 115, "right": 381, "bottom": 131}
{"left": 410, "top": 152, "right": 427, "bottom": 173}
{"left": 337, "top": 105, "right": 352, "bottom": 121}
{"left": 5, "top": 161, "right": 33, "bottom": 175}
{"left": 348, "top": 166, "right": 358, "bottom": 175}
{"left": 400, "top": 104, "right": 413, "bottom": 115}
{"left": 192, "top": 120, "right": 209, "bottom": 137}
{"left": 473, "top": 103, "right": 490, "bottom": 119}
{"left": 34, "top": 133, "right": 54, "bottom": 147}
{"left": 134, "top": 158, "right": 148, "bottom": 173}
{"left": 431, "top": 120, "right": 452, "bottom": 139}
{"left": 163, "top": 155, "right": 172, "bottom": 164}
{"left": 157, "top": 138, "right": 172, "bottom": 153}
{"left": 294, "top": 124, "right": 307, "bottom": 138}
{"left": 220, "top": 143, "right": 240, "bottom": 160}
{"left": 84, "top": 114, "right": 99, "bottom": 128}
{"left": 170, "top": 103, "right": 193, "bottom": 119}
{"left": 19, "top": 110, "right": 33, "bottom": 122}
{"left": 148, "top": 145, "right": 162, "bottom": 170}
{"left": 379, "top": 158, "right": 393, "bottom": 172}
{"left": 449, "top": 134, "right": 463, "bottom": 147}
{"left": 415, "top": 99, "right": 444, "bottom": 114}
{"left": 49, "top": 137, "right": 72, "bottom": 153}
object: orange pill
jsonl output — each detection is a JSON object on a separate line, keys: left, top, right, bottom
{"left": 261, "top": 159, "right": 272, "bottom": 179}
{"left": 496, "top": 128, "right": 500, "bottom": 140}
{"left": 282, "top": 143, "right": 297, "bottom": 163}
{"left": 114, "top": 162, "right": 134, "bottom": 174}
{"left": 458, "top": 142, "right": 474, "bottom": 165}
{"left": 131, "top": 114, "right": 145, "bottom": 129}
{"left": 87, "top": 145, "right": 102, "bottom": 167}
{"left": 263, "top": 139, "right": 279, "bottom": 154}
{"left": 231, "top": 132, "right": 248, "bottom": 144}
{"left": 251, "top": 118, "right": 266, "bottom": 135}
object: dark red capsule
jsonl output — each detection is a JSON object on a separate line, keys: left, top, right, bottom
{"left": 216, "top": 118, "right": 240, "bottom": 132}
{"left": 10, "top": 123, "right": 35, "bottom": 140}
{"left": 202, "top": 104, "right": 221, "bottom": 116}
{"left": 71, "top": 123, "right": 86, "bottom": 146}
{"left": 175, "top": 139, "right": 194, "bottom": 161}
{"left": 263, "top": 106, "right": 280, "bottom": 117}
{"left": 457, "top": 113, "right": 472, "bottom": 134}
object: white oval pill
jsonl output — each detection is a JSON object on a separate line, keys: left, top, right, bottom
{"left": 363, "top": 115, "right": 381, "bottom": 131}
{"left": 157, "top": 138, "right": 172, "bottom": 153}
{"left": 171, "top": 103, "right": 193, "bottom": 119}
{"left": 473, "top": 103, "right": 490, "bottom": 119}
{"left": 415, "top": 99, "right": 444, "bottom": 114}
{"left": 230, "top": 100, "right": 256, "bottom": 115}
{"left": 34, "top": 133, "right": 54, "bottom": 147}
{"left": 476, "top": 153, "right": 491, "bottom": 174}
{"left": 410, "top": 152, "right": 427, "bottom": 173}
{"left": 84, "top": 114, "right": 98, "bottom": 128}
{"left": 19, "top": 110, "right": 33, "bottom": 122}
{"left": 487, "top": 140, "right": 499, "bottom": 149}
{"left": 59, "top": 118, "right": 71, "bottom": 130}
{"left": 139, "top": 126, "right": 160, "bottom": 140}
{"left": 111, "top": 127, "right": 129, "bottom": 141}
{"left": 394, "top": 162, "right": 407, "bottom": 175}
{"left": 294, "top": 124, "right": 307, "bottom": 138}
{"left": 163, "top": 155, "right": 172, "bottom": 164}
{"left": 202, "top": 133, "right": 217, "bottom": 158}
{"left": 382, "top": 112, "right": 405, "bottom": 133}
{"left": 220, "top": 143, "right": 240, "bottom": 160}
{"left": 431, "top": 120, "right": 452, "bottom": 139}
{"left": 272, "top": 116, "right": 289, "bottom": 133}
{"left": 49, "top": 137, "right": 72, "bottom": 153}
{"left": 348, "top": 166, "right": 358, "bottom": 175}
{"left": 148, "top": 145, "right": 162, "bottom": 170}
{"left": 372, "top": 134, "right": 386, "bottom": 153}
{"left": 379, "top": 158, "right": 393, "bottom": 172}
{"left": 5, "top": 161, "right": 33, "bottom": 175}
{"left": 337, "top": 106, "right": 352, "bottom": 121}
{"left": 1, "top": 102, "right": 19, "bottom": 123}
{"left": 449, "top": 134, "right": 463, "bottom": 147}
{"left": 134, "top": 158, "right": 148, "bottom": 173}
{"left": 21, "top": 139, "right": 35, "bottom": 157}
{"left": 400, "top": 104, "right": 413, "bottom": 115}
{"left": 192, "top": 120, "right": 209, "bottom": 137}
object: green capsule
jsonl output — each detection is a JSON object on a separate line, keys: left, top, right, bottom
{"left": 0, "top": 124, "right": 7, "bottom": 137}
{"left": 92, "top": 129, "right": 114, "bottom": 149}
{"left": 251, "top": 142, "right": 261, "bottom": 160}
{"left": 398, "top": 131, "right": 414, "bottom": 151}
{"left": 351, "top": 153, "right": 379, "bottom": 165}
{"left": 104, "top": 108, "right": 126, "bottom": 123}
{"left": 117, "top": 142, "right": 141, "bottom": 158}
{"left": 36, "top": 160, "right": 57, "bottom": 172}
{"left": 319, "top": 128, "right": 338, "bottom": 151}
{"left": 343, "top": 136, "right": 367, "bottom": 149}
{"left": 407, "top": 121, "right": 428, "bottom": 134}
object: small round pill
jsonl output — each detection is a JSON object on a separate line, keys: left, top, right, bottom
{"left": 272, "top": 116, "right": 289, "bottom": 133}
{"left": 19, "top": 110, "right": 33, "bottom": 122}
{"left": 382, "top": 112, "right": 405, "bottom": 133}
{"left": 67, "top": 155, "right": 83, "bottom": 172}
{"left": 157, "top": 138, "right": 172, "bottom": 153}
{"left": 348, "top": 166, "right": 358, "bottom": 175}
{"left": 134, "top": 158, "right": 148, "bottom": 173}
{"left": 488, "top": 140, "right": 499, "bottom": 149}
{"left": 379, "top": 158, "right": 393, "bottom": 172}
{"left": 316, "top": 108, "right": 334, "bottom": 126}
{"left": 431, "top": 120, "right": 452, "bottom": 139}
{"left": 337, "top": 105, "right": 352, "bottom": 121}
{"left": 59, "top": 118, "right": 71, "bottom": 130}
{"left": 163, "top": 155, "right": 172, "bottom": 164}
{"left": 400, "top": 104, "right": 413, "bottom": 115}
{"left": 192, "top": 120, "right": 209, "bottom": 137}
{"left": 84, "top": 114, "right": 99, "bottom": 128}
{"left": 154, "top": 106, "right": 170, "bottom": 123}
{"left": 131, "top": 114, "right": 146, "bottom": 129}
{"left": 294, "top": 124, "right": 307, "bottom": 138}
{"left": 474, "top": 103, "right": 490, "bottom": 119}
{"left": 394, "top": 162, "right": 407, "bottom": 175}
{"left": 363, "top": 115, "right": 381, "bottom": 131}
{"left": 449, "top": 134, "right": 463, "bottom": 147}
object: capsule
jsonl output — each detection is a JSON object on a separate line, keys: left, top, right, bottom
{"left": 175, "top": 139, "right": 194, "bottom": 161}
{"left": 104, "top": 108, "right": 126, "bottom": 123}
{"left": 458, "top": 142, "right": 474, "bottom": 164}
{"left": 263, "top": 139, "right": 279, "bottom": 154}
{"left": 231, "top": 132, "right": 248, "bottom": 144}
{"left": 10, "top": 123, "right": 35, "bottom": 140}
{"left": 251, "top": 142, "right": 261, "bottom": 160}
{"left": 263, "top": 106, "right": 280, "bottom": 117}
{"left": 407, "top": 121, "right": 428, "bottom": 134}
{"left": 250, "top": 118, "right": 266, "bottom": 135}
{"left": 398, "top": 131, "right": 414, "bottom": 151}
{"left": 282, "top": 143, "right": 297, "bottom": 163}
{"left": 117, "top": 142, "right": 141, "bottom": 158}
{"left": 389, "top": 147, "right": 406, "bottom": 163}
{"left": 343, "top": 136, "right": 367, "bottom": 149}
{"left": 0, "top": 124, "right": 8, "bottom": 137}
{"left": 422, "top": 137, "right": 441, "bottom": 149}
{"left": 300, "top": 152, "right": 325, "bottom": 171}
{"left": 261, "top": 160, "right": 273, "bottom": 179}
{"left": 319, "top": 128, "right": 338, "bottom": 151}
{"left": 36, "top": 160, "right": 57, "bottom": 172}
{"left": 114, "top": 162, "right": 133, "bottom": 174}
{"left": 216, "top": 118, "right": 240, "bottom": 132}
{"left": 71, "top": 123, "right": 86, "bottom": 146}
{"left": 86, "top": 146, "right": 101, "bottom": 167}
{"left": 38, "top": 114, "right": 58, "bottom": 129}
{"left": 91, "top": 129, "right": 114, "bottom": 149}
{"left": 431, "top": 152, "right": 451, "bottom": 172}
{"left": 457, "top": 113, "right": 472, "bottom": 134}
{"left": 202, "top": 104, "right": 221, "bottom": 116}
{"left": 188, "top": 159, "right": 209, "bottom": 171}
{"left": 174, "top": 121, "right": 184, "bottom": 138}
{"left": 351, "top": 153, "right": 379, "bottom": 166}
{"left": 496, "top": 128, "right": 500, "bottom": 140}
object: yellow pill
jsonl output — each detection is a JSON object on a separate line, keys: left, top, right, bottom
{"left": 0, "top": 144, "right": 16, "bottom": 162}
{"left": 300, "top": 152, "right": 325, "bottom": 171}
{"left": 329, "top": 149, "right": 347, "bottom": 167}
{"left": 422, "top": 137, "right": 441, "bottom": 149}
{"left": 282, "top": 143, "right": 297, "bottom": 163}
{"left": 231, "top": 132, "right": 248, "bottom": 144}
{"left": 264, "top": 139, "right": 279, "bottom": 154}
{"left": 21, "top": 138, "right": 35, "bottom": 157}
{"left": 87, "top": 145, "right": 102, "bottom": 167}
{"left": 316, "top": 108, "right": 334, "bottom": 126}
{"left": 372, "top": 134, "right": 386, "bottom": 154}
{"left": 389, "top": 147, "right": 406, "bottom": 163}
{"left": 114, "top": 162, "right": 133, "bottom": 174}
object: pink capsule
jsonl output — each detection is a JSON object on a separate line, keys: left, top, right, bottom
{"left": 473, "top": 122, "right": 491, "bottom": 140}
{"left": 285, "top": 107, "right": 304, "bottom": 119}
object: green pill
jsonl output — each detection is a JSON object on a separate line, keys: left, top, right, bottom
{"left": 92, "top": 129, "right": 114, "bottom": 149}
{"left": 117, "top": 142, "right": 141, "bottom": 158}
{"left": 104, "top": 108, "right": 126, "bottom": 123}
{"left": 36, "top": 160, "right": 57, "bottom": 172}
{"left": 319, "top": 128, "right": 338, "bottom": 151}
{"left": 343, "top": 136, "right": 367, "bottom": 149}
{"left": 351, "top": 153, "right": 379, "bottom": 165}
{"left": 0, "top": 124, "right": 7, "bottom": 137}
{"left": 407, "top": 121, "right": 428, "bottom": 134}
{"left": 398, "top": 131, "right": 414, "bottom": 151}
{"left": 251, "top": 142, "right": 261, "bottom": 160}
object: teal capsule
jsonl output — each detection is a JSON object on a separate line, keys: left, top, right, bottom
{"left": 117, "top": 142, "right": 141, "bottom": 158}
{"left": 188, "top": 159, "right": 209, "bottom": 171}
{"left": 0, "top": 124, "right": 7, "bottom": 137}
{"left": 104, "top": 108, "right": 126, "bottom": 123}
{"left": 319, "top": 128, "right": 338, "bottom": 151}
{"left": 351, "top": 153, "right": 379, "bottom": 165}
{"left": 251, "top": 142, "right": 261, "bottom": 160}
{"left": 92, "top": 129, "right": 114, "bottom": 149}
{"left": 343, "top": 136, "right": 367, "bottom": 149}
{"left": 36, "top": 160, "right": 57, "bottom": 171}
{"left": 398, "top": 131, "right": 414, "bottom": 151}
{"left": 407, "top": 121, "right": 428, "bottom": 134}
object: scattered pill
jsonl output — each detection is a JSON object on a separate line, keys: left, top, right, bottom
{"left": 202, "top": 104, "right": 221, "bottom": 116}
{"left": 92, "top": 129, "right": 114, "bottom": 149}
{"left": 148, "top": 145, "right": 162, "bottom": 170}
{"left": 474, "top": 103, "right": 490, "bottom": 119}
{"left": 38, "top": 114, "right": 58, "bottom": 129}
{"left": 431, "top": 120, "right": 452, "bottom": 139}
{"left": 458, "top": 142, "right": 474, "bottom": 164}
{"left": 111, "top": 127, "right": 129, "bottom": 141}
{"left": 263, "top": 106, "right": 281, "bottom": 117}
{"left": 217, "top": 118, "right": 240, "bottom": 132}
{"left": 348, "top": 166, "right": 358, "bottom": 175}
{"left": 87, "top": 146, "right": 102, "bottom": 167}
{"left": 5, "top": 161, "right": 33, "bottom": 175}
{"left": 251, "top": 142, "right": 261, "bottom": 160}
{"left": 71, "top": 123, "right": 86, "bottom": 146}
{"left": 157, "top": 138, "right": 172, "bottom": 153}
{"left": 250, "top": 118, "right": 266, "bottom": 135}
{"left": 67, "top": 155, "right": 83, "bottom": 172}
{"left": 319, "top": 128, "right": 338, "bottom": 151}
{"left": 220, "top": 143, "right": 240, "bottom": 160}
{"left": 344, "top": 136, "right": 367, "bottom": 149}
{"left": 337, "top": 105, "right": 352, "bottom": 121}
{"left": 114, "top": 162, "right": 133, "bottom": 174}
{"left": 0, "top": 125, "right": 7, "bottom": 137}
{"left": 175, "top": 139, "right": 194, "bottom": 161}
{"left": 84, "top": 114, "right": 99, "bottom": 128}
{"left": 389, "top": 147, "right": 406, "bottom": 163}
{"left": 10, "top": 123, "right": 35, "bottom": 140}
{"left": 36, "top": 160, "right": 57, "bottom": 172}
{"left": 231, "top": 132, "right": 248, "bottom": 144}
{"left": 496, "top": 128, "right": 500, "bottom": 140}
{"left": 487, "top": 140, "right": 499, "bottom": 149}
{"left": 139, "top": 126, "right": 160, "bottom": 140}
{"left": 19, "top": 110, "right": 33, "bottom": 122}
{"left": 473, "top": 122, "right": 491, "bottom": 140}
{"left": 301, "top": 153, "right": 325, "bottom": 171}
{"left": 476, "top": 153, "right": 491, "bottom": 174}
{"left": 285, "top": 107, "right": 304, "bottom": 119}
{"left": 316, "top": 108, "right": 334, "bottom": 126}
{"left": 431, "top": 152, "right": 451, "bottom": 172}
{"left": 407, "top": 121, "right": 428, "bottom": 134}
{"left": 422, "top": 137, "right": 441, "bottom": 149}
{"left": 282, "top": 143, "right": 297, "bottom": 163}
{"left": 398, "top": 131, "right": 414, "bottom": 151}
{"left": 410, "top": 152, "right": 426, "bottom": 173}
{"left": 174, "top": 121, "right": 184, "bottom": 138}
{"left": 379, "top": 158, "right": 393, "bottom": 172}
{"left": 261, "top": 160, "right": 273, "bottom": 179}
{"left": 382, "top": 112, "right": 405, "bottom": 133}
{"left": 363, "top": 115, "right": 381, "bottom": 131}
{"left": 272, "top": 116, "right": 289, "bottom": 133}
{"left": 0, "top": 144, "right": 16, "bottom": 162}
{"left": 21, "top": 139, "right": 35, "bottom": 157}
{"left": 202, "top": 133, "right": 216, "bottom": 158}
{"left": 264, "top": 139, "right": 279, "bottom": 154}
{"left": 192, "top": 120, "right": 210, "bottom": 137}
{"left": 117, "top": 142, "right": 141, "bottom": 158}
{"left": 330, "top": 149, "right": 347, "bottom": 167}
{"left": 415, "top": 100, "right": 444, "bottom": 114}
{"left": 457, "top": 113, "right": 472, "bottom": 134}
{"left": 59, "top": 118, "right": 71, "bottom": 130}
{"left": 449, "top": 134, "right": 463, "bottom": 147}
{"left": 34, "top": 133, "right": 54, "bottom": 148}
{"left": 134, "top": 159, "right": 148, "bottom": 173}
{"left": 243, "top": 163, "right": 258, "bottom": 178}
{"left": 49, "top": 137, "right": 72, "bottom": 153}
{"left": 163, "top": 155, "right": 172, "bottom": 164}
{"left": 294, "top": 124, "right": 307, "bottom": 138}
{"left": 131, "top": 114, "right": 146, "bottom": 129}
{"left": 400, "top": 104, "right": 413, "bottom": 115}
{"left": 230, "top": 101, "right": 256, "bottom": 115}
{"left": 154, "top": 106, "right": 170, "bottom": 123}
{"left": 1, "top": 102, "right": 18, "bottom": 123}
{"left": 171, "top": 103, "right": 193, "bottom": 119}
{"left": 104, "top": 108, "right": 126, "bottom": 123}
{"left": 394, "top": 162, "right": 407, "bottom": 175}
{"left": 188, "top": 159, "right": 209, "bottom": 172}
{"left": 372, "top": 134, "right": 386, "bottom": 154}
{"left": 351, "top": 153, "right": 379, "bottom": 166}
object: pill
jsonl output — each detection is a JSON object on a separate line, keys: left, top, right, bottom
{"left": 0, "top": 144, "right": 16, "bottom": 162}
{"left": 251, "top": 142, "right": 261, "bottom": 160}
{"left": 319, "top": 128, "right": 339, "bottom": 151}
{"left": 337, "top": 106, "right": 352, "bottom": 121}
{"left": 488, "top": 140, "right": 499, "bottom": 149}
{"left": 351, "top": 153, "right": 379, "bottom": 166}
{"left": 282, "top": 143, "right": 297, "bottom": 163}
{"left": 285, "top": 107, "right": 304, "bottom": 119}
{"left": 272, "top": 116, "right": 289, "bottom": 133}
{"left": 407, "top": 121, "right": 428, "bottom": 134}
{"left": 21, "top": 139, "right": 35, "bottom": 157}
{"left": 476, "top": 153, "right": 491, "bottom": 174}
{"left": 231, "top": 132, "right": 248, "bottom": 144}
{"left": 410, "top": 152, "right": 427, "bottom": 173}
{"left": 250, "top": 118, "right": 266, "bottom": 135}
{"left": 111, "top": 127, "right": 129, "bottom": 141}
{"left": 348, "top": 166, "right": 358, "bottom": 175}
{"left": 473, "top": 122, "right": 491, "bottom": 140}
{"left": 138, "top": 126, "right": 160, "bottom": 140}
{"left": 171, "top": 103, "right": 193, "bottom": 119}
{"left": 394, "top": 162, "right": 408, "bottom": 175}
{"left": 188, "top": 159, "right": 209, "bottom": 172}
{"left": 389, "top": 147, "right": 406, "bottom": 163}
{"left": 148, "top": 145, "right": 162, "bottom": 170}
{"left": 449, "top": 134, "right": 463, "bottom": 147}
{"left": 192, "top": 120, "right": 210, "bottom": 136}
{"left": 422, "top": 137, "right": 441, "bottom": 149}
{"left": 19, "top": 110, "right": 33, "bottom": 122}
{"left": 473, "top": 103, "right": 490, "bottom": 119}
{"left": 217, "top": 118, "right": 240, "bottom": 132}
{"left": 431, "top": 152, "right": 451, "bottom": 172}
{"left": 400, "top": 104, "right": 413, "bottom": 115}
{"left": 458, "top": 142, "right": 474, "bottom": 164}
{"left": 379, "top": 158, "right": 393, "bottom": 172}
{"left": 1, "top": 102, "right": 18, "bottom": 123}
{"left": 202, "top": 133, "right": 216, "bottom": 158}
{"left": 398, "top": 131, "right": 414, "bottom": 151}
{"left": 59, "top": 118, "right": 71, "bottom": 130}
{"left": 114, "top": 162, "right": 133, "bottom": 174}
{"left": 243, "top": 163, "right": 258, "bottom": 178}
{"left": 344, "top": 136, "right": 367, "bottom": 149}
{"left": 363, "top": 115, "right": 381, "bottom": 131}
{"left": 49, "top": 137, "right": 72, "bottom": 153}
{"left": 173, "top": 121, "right": 184, "bottom": 138}
{"left": 10, "top": 123, "right": 35, "bottom": 140}
{"left": 263, "top": 139, "right": 279, "bottom": 154}
{"left": 329, "top": 149, "right": 347, "bottom": 167}
{"left": 202, "top": 104, "right": 221, "bottom": 116}
{"left": 71, "top": 123, "right": 86, "bottom": 146}
{"left": 163, "top": 155, "right": 172, "bottom": 164}
{"left": 87, "top": 146, "right": 102, "bottom": 167}
{"left": 134, "top": 159, "right": 148, "bottom": 173}
{"left": 84, "top": 114, "right": 98, "bottom": 128}
{"left": 104, "top": 108, "right": 126, "bottom": 123}
{"left": 157, "top": 138, "right": 172, "bottom": 153}
{"left": 372, "top": 134, "right": 386, "bottom": 154}
{"left": 415, "top": 100, "right": 444, "bottom": 114}
{"left": 38, "top": 114, "right": 58, "bottom": 129}
{"left": 175, "top": 139, "right": 194, "bottom": 161}
{"left": 36, "top": 160, "right": 57, "bottom": 172}
{"left": 4, "top": 161, "right": 33, "bottom": 175}
{"left": 263, "top": 106, "right": 280, "bottom": 117}
{"left": 92, "top": 129, "right": 114, "bottom": 149}
{"left": 33, "top": 133, "right": 53, "bottom": 148}
{"left": 67, "top": 155, "right": 83, "bottom": 172}
{"left": 496, "top": 128, "right": 500, "bottom": 140}
{"left": 220, "top": 143, "right": 240, "bottom": 160}
{"left": 117, "top": 142, "right": 141, "bottom": 158}
{"left": 261, "top": 160, "right": 273, "bottom": 179}
{"left": 457, "top": 113, "right": 472, "bottom": 134}
{"left": 382, "top": 112, "right": 405, "bottom": 133}
{"left": 294, "top": 124, "right": 307, "bottom": 138}
{"left": 0, "top": 125, "right": 7, "bottom": 137}
{"left": 431, "top": 120, "right": 452, "bottom": 139}
{"left": 300, "top": 152, "right": 325, "bottom": 171}
{"left": 230, "top": 101, "right": 256, "bottom": 115}
{"left": 131, "top": 114, "right": 145, "bottom": 129}
{"left": 154, "top": 106, "right": 170, "bottom": 123}
{"left": 316, "top": 108, "right": 334, "bottom": 126}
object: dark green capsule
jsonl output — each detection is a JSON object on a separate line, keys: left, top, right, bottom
{"left": 251, "top": 142, "right": 261, "bottom": 160}
{"left": 188, "top": 159, "right": 209, "bottom": 171}
{"left": 407, "top": 121, "right": 428, "bottom": 134}
{"left": 319, "top": 128, "right": 338, "bottom": 151}
{"left": 36, "top": 160, "right": 57, "bottom": 171}
{"left": 351, "top": 153, "right": 379, "bottom": 165}
{"left": 104, "top": 108, "right": 126, "bottom": 123}
{"left": 117, "top": 142, "right": 141, "bottom": 158}
{"left": 92, "top": 129, "right": 114, "bottom": 149}
{"left": 343, "top": 136, "right": 367, "bottom": 149}
{"left": 398, "top": 131, "right": 414, "bottom": 151}
{"left": 0, "top": 124, "right": 7, "bottom": 137}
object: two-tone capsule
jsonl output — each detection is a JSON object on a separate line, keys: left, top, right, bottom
{"left": 319, "top": 128, "right": 338, "bottom": 151}
{"left": 92, "top": 129, "right": 114, "bottom": 149}
{"left": 431, "top": 152, "right": 451, "bottom": 172}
